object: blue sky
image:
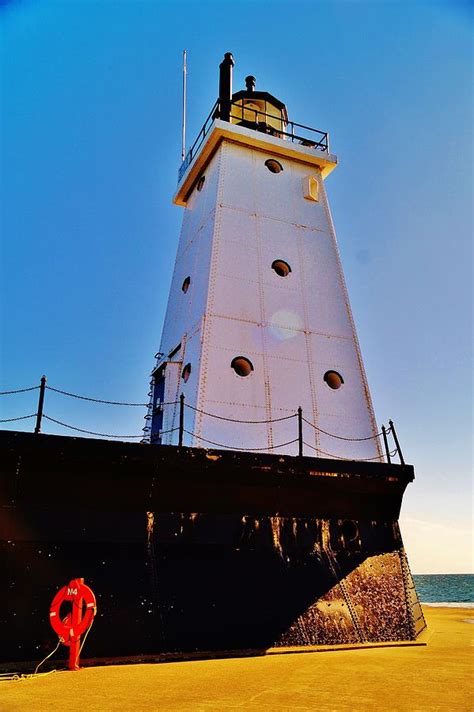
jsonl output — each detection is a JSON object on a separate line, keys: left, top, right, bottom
{"left": 1, "top": 0, "right": 472, "bottom": 572}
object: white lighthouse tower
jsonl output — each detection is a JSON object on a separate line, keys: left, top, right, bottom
{"left": 148, "top": 53, "right": 383, "bottom": 463}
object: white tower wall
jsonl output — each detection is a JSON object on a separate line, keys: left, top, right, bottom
{"left": 154, "top": 121, "right": 382, "bottom": 461}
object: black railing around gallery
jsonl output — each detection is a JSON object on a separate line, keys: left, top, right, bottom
{"left": 1, "top": 376, "right": 405, "bottom": 465}
{"left": 178, "top": 98, "right": 330, "bottom": 181}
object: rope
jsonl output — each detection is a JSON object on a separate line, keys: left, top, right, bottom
{"left": 46, "top": 386, "right": 147, "bottom": 407}
{"left": 43, "top": 415, "right": 144, "bottom": 439}
{"left": 0, "top": 670, "right": 58, "bottom": 683}
{"left": 185, "top": 402, "right": 297, "bottom": 424}
{"left": 184, "top": 429, "right": 299, "bottom": 451}
{"left": 302, "top": 417, "right": 385, "bottom": 441}
{"left": 0, "top": 414, "right": 36, "bottom": 423}
{"left": 303, "top": 440, "right": 397, "bottom": 461}
{"left": 34, "top": 639, "right": 62, "bottom": 675}
{"left": 75, "top": 619, "right": 94, "bottom": 667}
{"left": 0, "top": 386, "right": 39, "bottom": 395}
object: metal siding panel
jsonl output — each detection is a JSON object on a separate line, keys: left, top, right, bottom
{"left": 315, "top": 364, "right": 374, "bottom": 420}
{"left": 206, "top": 315, "right": 264, "bottom": 356}
{"left": 197, "top": 402, "right": 269, "bottom": 452}
{"left": 290, "top": 166, "right": 328, "bottom": 231}
{"left": 155, "top": 133, "right": 381, "bottom": 459}
{"left": 201, "top": 347, "right": 267, "bottom": 411}
{"left": 263, "top": 283, "right": 305, "bottom": 335}
{"left": 185, "top": 219, "right": 216, "bottom": 329}
{"left": 215, "top": 242, "right": 260, "bottom": 285}
{"left": 255, "top": 153, "right": 297, "bottom": 223}
{"left": 179, "top": 328, "right": 202, "bottom": 445}
{"left": 216, "top": 206, "right": 258, "bottom": 250}
{"left": 305, "top": 291, "right": 353, "bottom": 339}
{"left": 219, "top": 143, "right": 256, "bottom": 214}
{"left": 269, "top": 418, "right": 300, "bottom": 457}
{"left": 315, "top": 415, "right": 381, "bottom": 460}
{"left": 157, "top": 152, "right": 221, "bottom": 382}
{"left": 161, "top": 362, "right": 182, "bottom": 446}
{"left": 211, "top": 272, "right": 261, "bottom": 323}
{"left": 258, "top": 217, "right": 301, "bottom": 282}
{"left": 310, "top": 333, "right": 360, "bottom": 371}
{"left": 261, "top": 325, "right": 307, "bottom": 363}
{"left": 298, "top": 229, "right": 348, "bottom": 300}
{"left": 265, "top": 356, "right": 314, "bottom": 414}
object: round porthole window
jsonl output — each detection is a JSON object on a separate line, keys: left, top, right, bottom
{"left": 324, "top": 370, "right": 344, "bottom": 390}
{"left": 182, "top": 276, "right": 190, "bottom": 293}
{"left": 197, "top": 175, "right": 205, "bottom": 191}
{"left": 265, "top": 159, "right": 283, "bottom": 174}
{"left": 182, "top": 363, "right": 192, "bottom": 383}
{"left": 231, "top": 356, "right": 254, "bottom": 377}
{"left": 272, "top": 259, "right": 291, "bottom": 277}
{"left": 341, "top": 520, "right": 359, "bottom": 543}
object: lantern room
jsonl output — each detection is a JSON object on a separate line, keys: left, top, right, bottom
{"left": 217, "top": 52, "right": 288, "bottom": 139}
{"left": 230, "top": 75, "right": 288, "bottom": 138}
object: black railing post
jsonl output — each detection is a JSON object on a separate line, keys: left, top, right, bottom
{"left": 381, "top": 425, "right": 391, "bottom": 465}
{"left": 389, "top": 420, "right": 405, "bottom": 466}
{"left": 297, "top": 406, "right": 303, "bottom": 457}
{"left": 34, "top": 375, "right": 46, "bottom": 434}
{"left": 178, "top": 393, "right": 185, "bottom": 447}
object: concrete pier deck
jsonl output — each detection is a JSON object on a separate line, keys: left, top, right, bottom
{"left": 1, "top": 606, "right": 472, "bottom": 711}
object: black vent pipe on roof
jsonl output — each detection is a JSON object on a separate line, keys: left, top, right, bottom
{"left": 245, "top": 75, "right": 256, "bottom": 92}
{"left": 219, "top": 52, "right": 234, "bottom": 122}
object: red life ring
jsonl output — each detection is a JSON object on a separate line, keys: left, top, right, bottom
{"left": 49, "top": 578, "right": 97, "bottom": 645}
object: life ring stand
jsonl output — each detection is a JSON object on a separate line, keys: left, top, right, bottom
{"left": 49, "top": 578, "right": 97, "bottom": 669}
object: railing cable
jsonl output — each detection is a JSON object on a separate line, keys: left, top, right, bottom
{"left": 46, "top": 386, "right": 148, "bottom": 407}
{"left": 185, "top": 402, "right": 297, "bottom": 424}
{"left": 303, "top": 440, "right": 397, "bottom": 462}
{"left": 184, "top": 429, "right": 299, "bottom": 452}
{"left": 42, "top": 414, "right": 144, "bottom": 439}
{"left": 0, "top": 386, "right": 39, "bottom": 395}
{"left": 153, "top": 427, "right": 179, "bottom": 437}
{"left": 0, "top": 414, "right": 37, "bottom": 423}
{"left": 302, "top": 416, "right": 386, "bottom": 441}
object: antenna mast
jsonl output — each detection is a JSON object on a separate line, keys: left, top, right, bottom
{"left": 181, "top": 50, "right": 187, "bottom": 163}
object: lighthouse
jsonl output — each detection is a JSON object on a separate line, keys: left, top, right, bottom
{"left": 137, "top": 53, "right": 425, "bottom": 650}
{"left": 148, "top": 53, "right": 382, "bottom": 463}
{"left": 0, "top": 53, "right": 425, "bottom": 660}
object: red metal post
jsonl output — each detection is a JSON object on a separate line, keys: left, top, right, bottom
{"left": 68, "top": 577, "right": 84, "bottom": 671}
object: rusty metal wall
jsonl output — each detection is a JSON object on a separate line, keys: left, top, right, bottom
{"left": 0, "top": 432, "right": 422, "bottom": 662}
{"left": 1, "top": 513, "right": 425, "bottom": 662}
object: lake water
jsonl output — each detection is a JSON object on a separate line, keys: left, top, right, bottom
{"left": 413, "top": 574, "right": 474, "bottom": 606}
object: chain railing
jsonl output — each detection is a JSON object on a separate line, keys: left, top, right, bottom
{"left": 0, "top": 375, "right": 406, "bottom": 465}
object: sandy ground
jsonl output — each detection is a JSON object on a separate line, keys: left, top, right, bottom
{"left": 1, "top": 606, "right": 472, "bottom": 712}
